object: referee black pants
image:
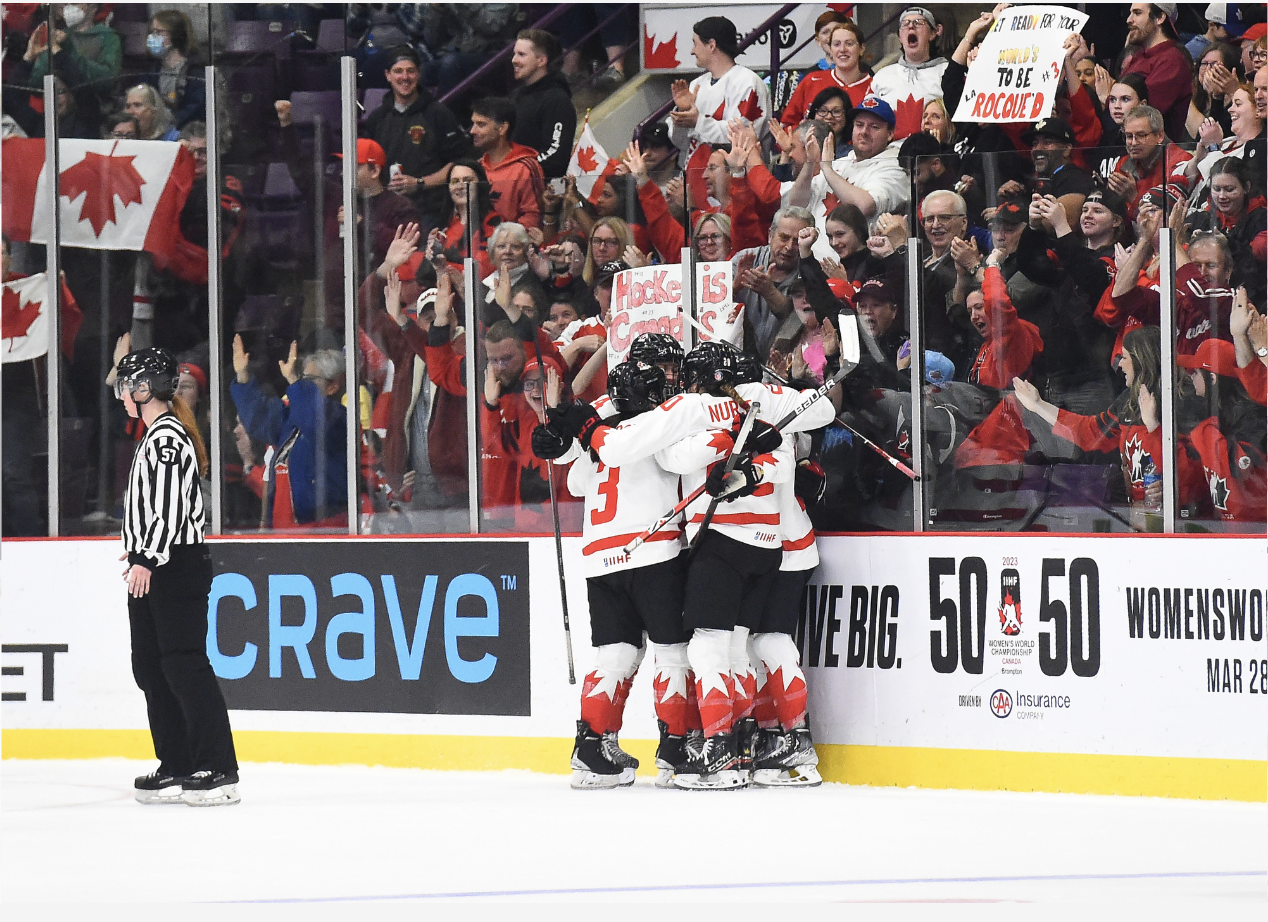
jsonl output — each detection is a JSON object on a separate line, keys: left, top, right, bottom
{"left": 128, "top": 544, "right": 238, "bottom": 776}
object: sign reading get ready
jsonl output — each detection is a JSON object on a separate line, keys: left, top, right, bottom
{"left": 954, "top": 6, "right": 1088, "bottom": 124}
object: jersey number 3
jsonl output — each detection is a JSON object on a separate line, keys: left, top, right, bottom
{"left": 591, "top": 465, "right": 620, "bottom": 525}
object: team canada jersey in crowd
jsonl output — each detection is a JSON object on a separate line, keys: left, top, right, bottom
{"left": 667, "top": 63, "right": 771, "bottom": 159}
{"left": 1179, "top": 418, "right": 1267, "bottom": 522}
{"left": 589, "top": 382, "right": 835, "bottom": 549}
{"left": 867, "top": 57, "right": 948, "bottom": 139}
{"left": 564, "top": 396, "right": 686, "bottom": 578}
{"left": 1100, "top": 146, "right": 1192, "bottom": 220}
{"left": 1053, "top": 401, "right": 1164, "bottom": 504}
{"left": 1104, "top": 263, "right": 1235, "bottom": 355}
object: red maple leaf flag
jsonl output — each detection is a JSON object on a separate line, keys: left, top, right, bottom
{"left": 1, "top": 138, "right": 195, "bottom": 266}
{"left": 893, "top": 94, "right": 925, "bottom": 141}
{"left": 643, "top": 30, "right": 679, "bottom": 69}
{"left": 59, "top": 148, "right": 147, "bottom": 236}
{"left": 567, "top": 119, "right": 618, "bottom": 205}
{"left": 737, "top": 88, "right": 763, "bottom": 123}
{"left": 2, "top": 274, "right": 48, "bottom": 363}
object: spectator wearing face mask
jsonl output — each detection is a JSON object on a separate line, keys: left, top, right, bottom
{"left": 140, "top": 10, "right": 204, "bottom": 130}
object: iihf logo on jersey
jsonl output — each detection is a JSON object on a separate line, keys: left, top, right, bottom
{"left": 998, "top": 567, "right": 1022, "bottom": 636}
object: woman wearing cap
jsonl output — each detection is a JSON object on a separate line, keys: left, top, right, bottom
{"left": 780, "top": 21, "right": 873, "bottom": 129}
{"left": 115, "top": 346, "right": 239, "bottom": 806}
{"left": 1014, "top": 326, "right": 1168, "bottom": 520}
{"left": 1174, "top": 337, "right": 1267, "bottom": 523}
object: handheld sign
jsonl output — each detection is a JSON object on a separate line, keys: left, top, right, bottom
{"left": 693, "top": 260, "right": 743, "bottom": 348}
{"left": 607, "top": 265, "right": 685, "bottom": 369}
{"left": 953, "top": 6, "right": 1088, "bottom": 124}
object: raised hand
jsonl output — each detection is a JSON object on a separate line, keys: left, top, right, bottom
{"left": 822, "top": 316, "right": 840, "bottom": 357}
{"left": 1137, "top": 383, "right": 1159, "bottom": 432}
{"left": 434, "top": 271, "right": 454, "bottom": 328}
{"left": 1093, "top": 63, "right": 1113, "bottom": 105}
{"left": 671, "top": 79, "right": 697, "bottom": 110}
{"left": 769, "top": 120, "right": 795, "bottom": 155}
{"left": 1012, "top": 377, "right": 1042, "bottom": 411}
{"left": 623, "top": 244, "right": 649, "bottom": 268}
{"left": 274, "top": 99, "right": 293, "bottom": 127}
{"left": 624, "top": 142, "right": 649, "bottom": 187}
{"left": 381, "top": 222, "right": 421, "bottom": 276}
{"left": 1105, "top": 170, "right": 1135, "bottom": 197}
{"left": 950, "top": 235, "right": 981, "bottom": 273}
{"left": 384, "top": 269, "right": 404, "bottom": 325}
{"left": 545, "top": 365, "right": 563, "bottom": 409}
{"left": 279, "top": 341, "right": 300, "bottom": 385}
{"left": 232, "top": 334, "right": 250, "bottom": 383}
{"left": 1198, "top": 117, "right": 1223, "bottom": 148}
{"left": 797, "top": 225, "right": 819, "bottom": 258}
{"left": 820, "top": 256, "right": 847, "bottom": 280}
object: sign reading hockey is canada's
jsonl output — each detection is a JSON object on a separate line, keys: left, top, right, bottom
{"left": 608, "top": 265, "right": 685, "bottom": 369}
{"left": 206, "top": 541, "right": 531, "bottom": 715}
{"left": 694, "top": 260, "right": 743, "bottom": 349}
{"left": 953, "top": 6, "right": 1088, "bottom": 124}
{"left": 802, "top": 535, "right": 1266, "bottom": 763}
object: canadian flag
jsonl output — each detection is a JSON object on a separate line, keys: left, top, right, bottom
{"left": 567, "top": 118, "right": 618, "bottom": 206}
{"left": 2, "top": 138, "right": 195, "bottom": 266}
{"left": 2, "top": 272, "right": 82, "bottom": 364}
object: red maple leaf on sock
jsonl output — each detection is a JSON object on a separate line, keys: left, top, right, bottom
{"left": 59, "top": 148, "right": 146, "bottom": 236}
{"left": 737, "top": 88, "right": 763, "bottom": 122}
{"left": 575, "top": 145, "right": 599, "bottom": 173}
{"left": 1, "top": 285, "right": 42, "bottom": 346}
{"left": 643, "top": 32, "right": 679, "bottom": 68}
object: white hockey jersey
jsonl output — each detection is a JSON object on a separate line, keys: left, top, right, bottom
{"left": 868, "top": 57, "right": 948, "bottom": 140}
{"left": 588, "top": 382, "right": 837, "bottom": 550}
{"left": 667, "top": 63, "right": 771, "bottom": 161}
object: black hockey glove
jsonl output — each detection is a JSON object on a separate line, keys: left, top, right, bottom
{"left": 733, "top": 417, "right": 783, "bottom": 455}
{"left": 794, "top": 459, "right": 827, "bottom": 504}
{"left": 531, "top": 420, "right": 572, "bottom": 460}
{"left": 705, "top": 454, "right": 762, "bottom": 500}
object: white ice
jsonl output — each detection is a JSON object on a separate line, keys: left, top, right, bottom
{"left": 2, "top": 759, "right": 1264, "bottom": 908}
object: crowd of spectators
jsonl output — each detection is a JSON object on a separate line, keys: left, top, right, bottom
{"left": 3, "top": 3, "right": 1267, "bottom": 536}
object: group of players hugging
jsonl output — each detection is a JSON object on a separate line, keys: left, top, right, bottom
{"left": 533, "top": 309, "right": 854, "bottom": 791}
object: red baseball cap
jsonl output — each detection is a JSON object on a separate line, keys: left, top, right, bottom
{"left": 178, "top": 362, "right": 206, "bottom": 393}
{"left": 1177, "top": 338, "right": 1240, "bottom": 377}
{"left": 335, "top": 138, "right": 387, "bottom": 168}
{"left": 1240, "top": 22, "right": 1266, "bottom": 44}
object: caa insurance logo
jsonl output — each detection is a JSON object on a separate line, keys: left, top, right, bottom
{"left": 990, "top": 688, "right": 1013, "bottom": 718}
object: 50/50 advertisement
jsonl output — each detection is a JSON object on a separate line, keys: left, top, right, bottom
{"left": 801, "top": 536, "right": 1265, "bottom": 761}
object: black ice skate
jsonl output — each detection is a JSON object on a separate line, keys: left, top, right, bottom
{"left": 570, "top": 721, "right": 636, "bottom": 790}
{"left": 181, "top": 770, "right": 241, "bottom": 806}
{"left": 735, "top": 717, "right": 758, "bottom": 779}
{"left": 653, "top": 720, "right": 698, "bottom": 788}
{"left": 134, "top": 768, "right": 186, "bottom": 805}
{"left": 673, "top": 730, "right": 746, "bottom": 791}
{"left": 751, "top": 725, "right": 822, "bottom": 787}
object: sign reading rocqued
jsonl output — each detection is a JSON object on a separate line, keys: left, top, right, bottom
{"left": 953, "top": 6, "right": 1088, "bottom": 124}
{"left": 802, "top": 535, "right": 1266, "bottom": 762}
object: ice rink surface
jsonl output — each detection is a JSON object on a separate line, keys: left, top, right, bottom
{"left": 2, "top": 758, "right": 1265, "bottom": 913}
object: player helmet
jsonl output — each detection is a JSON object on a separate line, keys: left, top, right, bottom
{"left": 607, "top": 360, "right": 668, "bottom": 416}
{"left": 681, "top": 341, "right": 745, "bottom": 395}
{"left": 628, "top": 333, "right": 684, "bottom": 394}
{"left": 734, "top": 349, "right": 763, "bottom": 385}
{"left": 114, "top": 347, "right": 179, "bottom": 403}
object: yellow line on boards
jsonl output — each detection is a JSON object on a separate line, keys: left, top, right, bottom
{"left": 3, "top": 729, "right": 1263, "bottom": 802}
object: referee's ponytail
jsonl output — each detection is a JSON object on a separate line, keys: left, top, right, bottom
{"left": 171, "top": 395, "right": 209, "bottom": 478}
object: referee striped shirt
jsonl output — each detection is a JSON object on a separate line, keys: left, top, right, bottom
{"left": 122, "top": 412, "right": 206, "bottom": 569}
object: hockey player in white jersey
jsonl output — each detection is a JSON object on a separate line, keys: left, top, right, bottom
{"left": 552, "top": 342, "right": 837, "bottom": 789}
{"left": 533, "top": 336, "right": 702, "bottom": 788}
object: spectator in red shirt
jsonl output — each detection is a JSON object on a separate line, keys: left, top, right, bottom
{"left": 471, "top": 96, "right": 545, "bottom": 230}
{"left": 779, "top": 21, "right": 873, "bottom": 129}
{"left": 1120, "top": 3, "right": 1194, "bottom": 142}
{"left": 1103, "top": 104, "right": 1192, "bottom": 219}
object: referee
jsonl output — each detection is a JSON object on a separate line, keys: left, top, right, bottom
{"left": 115, "top": 347, "right": 240, "bottom": 807}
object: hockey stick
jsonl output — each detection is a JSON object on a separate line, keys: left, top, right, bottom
{"left": 621, "top": 356, "right": 857, "bottom": 557}
{"left": 686, "top": 399, "right": 762, "bottom": 558}
{"left": 528, "top": 333, "right": 576, "bottom": 684}
{"left": 833, "top": 415, "right": 920, "bottom": 481}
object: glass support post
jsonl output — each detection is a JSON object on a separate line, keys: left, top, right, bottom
{"left": 341, "top": 56, "right": 359, "bottom": 533}
{"left": 43, "top": 75, "right": 61, "bottom": 536}
{"left": 204, "top": 66, "right": 224, "bottom": 534}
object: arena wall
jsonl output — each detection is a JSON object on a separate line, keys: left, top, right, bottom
{"left": 2, "top": 535, "right": 1264, "bottom": 801}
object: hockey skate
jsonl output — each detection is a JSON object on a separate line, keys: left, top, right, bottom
{"left": 751, "top": 726, "right": 822, "bottom": 788}
{"left": 672, "top": 730, "right": 746, "bottom": 791}
{"left": 181, "top": 770, "right": 241, "bottom": 806}
{"left": 735, "top": 717, "right": 759, "bottom": 782}
{"left": 653, "top": 721, "right": 697, "bottom": 788}
{"left": 570, "top": 721, "right": 637, "bottom": 790}
{"left": 134, "top": 769, "right": 186, "bottom": 805}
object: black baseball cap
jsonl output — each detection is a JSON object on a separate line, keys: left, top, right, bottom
{"left": 595, "top": 260, "right": 629, "bottom": 286}
{"left": 990, "top": 198, "right": 1028, "bottom": 225}
{"left": 638, "top": 122, "right": 677, "bottom": 151}
{"left": 1023, "top": 117, "right": 1075, "bottom": 146}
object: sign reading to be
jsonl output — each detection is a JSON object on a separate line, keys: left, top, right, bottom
{"left": 953, "top": 6, "right": 1088, "bottom": 124}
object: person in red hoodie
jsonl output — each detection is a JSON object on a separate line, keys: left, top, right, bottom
{"left": 953, "top": 250, "right": 1044, "bottom": 470}
{"left": 471, "top": 96, "right": 545, "bottom": 230}
{"left": 1013, "top": 325, "right": 1168, "bottom": 515}
{"left": 1176, "top": 338, "right": 1267, "bottom": 524}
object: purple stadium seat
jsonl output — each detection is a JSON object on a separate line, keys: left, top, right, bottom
{"left": 262, "top": 162, "right": 302, "bottom": 201}
{"left": 116, "top": 21, "right": 148, "bottom": 57}
{"left": 224, "top": 20, "right": 294, "bottom": 60}
{"left": 360, "top": 88, "right": 388, "bottom": 119}
{"left": 290, "top": 91, "right": 342, "bottom": 131}
{"left": 315, "top": 19, "right": 346, "bottom": 53}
